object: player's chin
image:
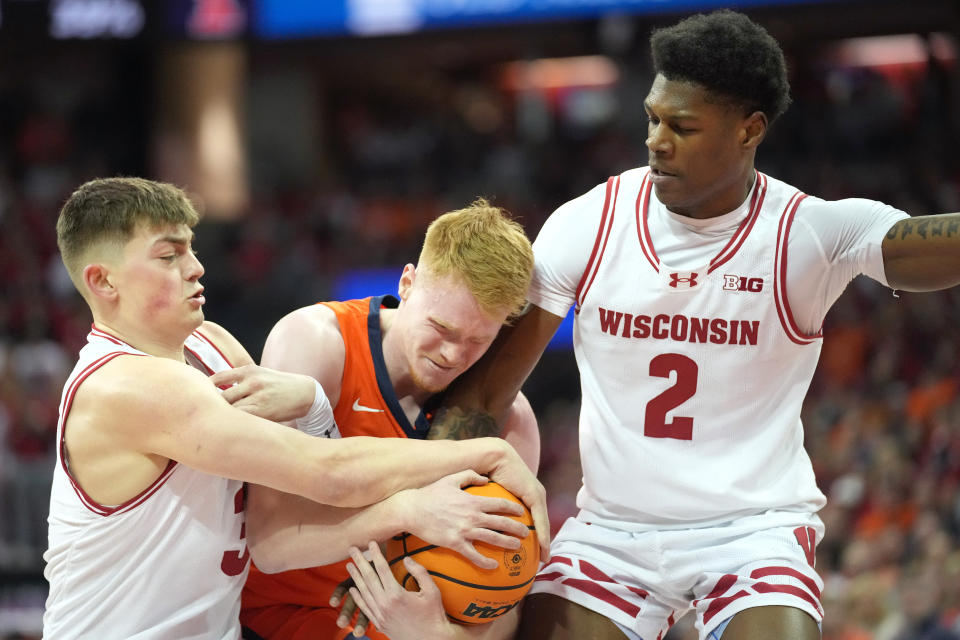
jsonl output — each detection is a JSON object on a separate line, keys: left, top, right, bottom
{"left": 412, "top": 368, "right": 456, "bottom": 395}
{"left": 652, "top": 181, "right": 682, "bottom": 203}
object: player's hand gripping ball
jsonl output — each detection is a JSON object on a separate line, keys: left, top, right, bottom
{"left": 385, "top": 482, "right": 538, "bottom": 625}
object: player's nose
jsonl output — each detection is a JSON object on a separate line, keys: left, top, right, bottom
{"left": 185, "top": 251, "right": 205, "bottom": 280}
{"left": 645, "top": 123, "right": 672, "bottom": 154}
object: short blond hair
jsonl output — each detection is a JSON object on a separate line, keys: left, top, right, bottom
{"left": 419, "top": 198, "right": 533, "bottom": 319}
{"left": 57, "top": 177, "right": 200, "bottom": 285}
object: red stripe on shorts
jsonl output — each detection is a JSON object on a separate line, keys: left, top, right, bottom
{"left": 698, "top": 574, "right": 738, "bottom": 603}
{"left": 750, "top": 566, "right": 821, "bottom": 598}
{"left": 561, "top": 578, "right": 641, "bottom": 618}
{"left": 751, "top": 582, "right": 822, "bottom": 614}
{"left": 534, "top": 572, "right": 566, "bottom": 582}
{"left": 578, "top": 560, "right": 649, "bottom": 598}
{"left": 702, "top": 590, "right": 751, "bottom": 624}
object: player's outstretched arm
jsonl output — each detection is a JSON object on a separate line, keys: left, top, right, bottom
{"left": 882, "top": 213, "right": 960, "bottom": 291}
{"left": 345, "top": 542, "right": 520, "bottom": 640}
{"left": 88, "top": 354, "right": 537, "bottom": 509}
{"left": 248, "top": 470, "right": 529, "bottom": 573}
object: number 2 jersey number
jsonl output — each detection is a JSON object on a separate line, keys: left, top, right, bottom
{"left": 644, "top": 353, "right": 698, "bottom": 440}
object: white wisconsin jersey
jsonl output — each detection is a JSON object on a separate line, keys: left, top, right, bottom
{"left": 569, "top": 168, "right": 829, "bottom": 528}
{"left": 44, "top": 326, "right": 248, "bottom": 640}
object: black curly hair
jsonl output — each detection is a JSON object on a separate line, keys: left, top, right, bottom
{"left": 650, "top": 10, "right": 791, "bottom": 123}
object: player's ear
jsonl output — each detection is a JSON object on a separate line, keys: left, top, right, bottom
{"left": 398, "top": 263, "right": 416, "bottom": 300}
{"left": 740, "top": 111, "right": 767, "bottom": 149}
{"left": 82, "top": 263, "right": 118, "bottom": 302}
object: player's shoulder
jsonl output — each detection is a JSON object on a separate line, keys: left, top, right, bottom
{"left": 270, "top": 304, "right": 341, "bottom": 344}
{"left": 263, "top": 303, "right": 346, "bottom": 378}
{"left": 77, "top": 352, "right": 210, "bottom": 415}
{"left": 558, "top": 167, "right": 649, "bottom": 214}
{"left": 196, "top": 320, "right": 254, "bottom": 366}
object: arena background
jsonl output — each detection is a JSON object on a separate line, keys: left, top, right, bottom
{"left": 1, "top": 0, "right": 959, "bottom": 637}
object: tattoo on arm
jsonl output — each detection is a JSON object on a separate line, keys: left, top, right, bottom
{"left": 427, "top": 407, "right": 501, "bottom": 441}
{"left": 887, "top": 217, "right": 960, "bottom": 241}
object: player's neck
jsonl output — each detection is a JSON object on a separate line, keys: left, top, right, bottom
{"left": 669, "top": 168, "right": 757, "bottom": 220}
{"left": 92, "top": 315, "right": 190, "bottom": 361}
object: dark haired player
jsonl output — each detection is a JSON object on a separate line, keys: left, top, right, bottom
{"left": 372, "top": 9, "right": 960, "bottom": 640}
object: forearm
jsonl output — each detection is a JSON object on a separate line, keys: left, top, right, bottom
{"left": 247, "top": 485, "right": 410, "bottom": 573}
{"left": 883, "top": 213, "right": 960, "bottom": 291}
{"left": 430, "top": 307, "right": 561, "bottom": 441}
{"left": 311, "top": 436, "right": 509, "bottom": 508}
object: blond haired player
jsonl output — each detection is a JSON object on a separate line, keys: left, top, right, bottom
{"left": 227, "top": 199, "right": 541, "bottom": 640}
{"left": 349, "top": 10, "right": 960, "bottom": 640}
{"left": 43, "top": 178, "right": 547, "bottom": 639}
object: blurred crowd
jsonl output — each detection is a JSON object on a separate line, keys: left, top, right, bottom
{"left": 1, "top": 23, "right": 959, "bottom": 640}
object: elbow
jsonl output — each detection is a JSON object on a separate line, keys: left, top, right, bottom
{"left": 245, "top": 486, "right": 294, "bottom": 573}
{"left": 246, "top": 521, "right": 289, "bottom": 574}
{"left": 248, "top": 539, "right": 286, "bottom": 574}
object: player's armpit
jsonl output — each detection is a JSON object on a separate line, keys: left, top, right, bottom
{"left": 882, "top": 213, "right": 960, "bottom": 291}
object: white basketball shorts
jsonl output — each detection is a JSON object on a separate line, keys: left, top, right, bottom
{"left": 529, "top": 511, "right": 824, "bottom": 640}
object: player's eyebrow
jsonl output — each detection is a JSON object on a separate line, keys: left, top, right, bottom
{"left": 429, "top": 316, "right": 454, "bottom": 331}
{"left": 153, "top": 232, "right": 195, "bottom": 247}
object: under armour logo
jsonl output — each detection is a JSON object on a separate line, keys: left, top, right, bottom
{"left": 668, "top": 272, "right": 699, "bottom": 288}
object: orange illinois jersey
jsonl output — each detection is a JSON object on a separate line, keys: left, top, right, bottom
{"left": 241, "top": 295, "right": 429, "bottom": 640}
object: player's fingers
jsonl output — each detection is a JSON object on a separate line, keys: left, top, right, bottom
{"left": 207, "top": 368, "right": 243, "bottom": 388}
{"left": 403, "top": 556, "right": 441, "bottom": 598}
{"left": 527, "top": 501, "right": 550, "bottom": 562}
{"left": 452, "top": 469, "right": 489, "bottom": 488}
{"left": 469, "top": 526, "right": 523, "bottom": 551}
{"left": 329, "top": 580, "right": 352, "bottom": 606}
{"left": 217, "top": 381, "right": 247, "bottom": 405}
{"left": 345, "top": 562, "right": 383, "bottom": 623}
{"left": 477, "top": 512, "right": 527, "bottom": 538}
{"left": 474, "top": 495, "right": 524, "bottom": 517}
{"left": 348, "top": 547, "right": 383, "bottom": 591}
{"left": 353, "top": 611, "right": 370, "bottom": 638}
{"left": 366, "top": 541, "right": 398, "bottom": 592}
{"left": 452, "top": 541, "right": 498, "bottom": 569}
{"left": 348, "top": 586, "right": 383, "bottom": 632}
{"left": 335, "top": 591, "right": 358, "bottom": 628}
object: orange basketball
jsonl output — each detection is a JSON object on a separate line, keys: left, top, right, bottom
{"left": 385, "top": 482, "right": 538, "bottom": 625}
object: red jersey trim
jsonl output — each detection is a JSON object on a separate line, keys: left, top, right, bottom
{"left": 193, "top": 329, "right": 236, "bottom": 368}
{"left": 575, "top": 176, "right": 620, "bottom": 314}
{"left": 635, "top": 171, "right": 657, "bottom": 272}
{"left": 89, "top": 324, "right": 123, "bottom": 345}
{"left": 636, "top": 170, "right": 766, "bottom": 276}
{"left": 708, "top": 172, "right": 767, "bottom": 274}
{"left": 774, "top": 193, "right": 822, "bottom": 345}
{"left": 58, "top": 349, "right": 180, "bottom": 516}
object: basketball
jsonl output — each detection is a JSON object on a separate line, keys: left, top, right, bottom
{"left": 385, "top": 482, "right": 538, "bottom": 625}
